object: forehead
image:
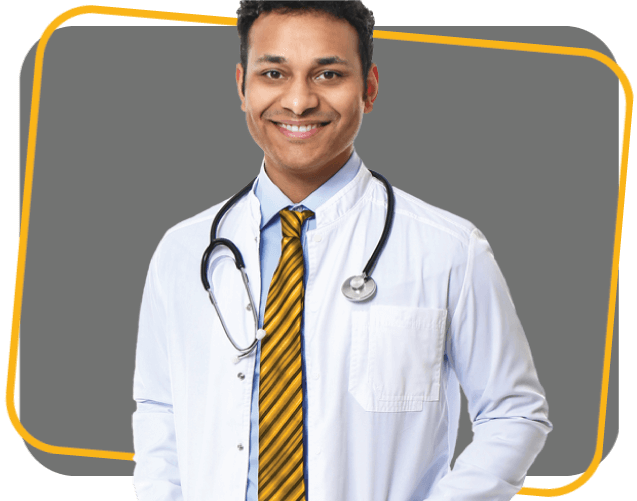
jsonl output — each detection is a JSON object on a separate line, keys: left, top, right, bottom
{"left": 247, "top": 11, "right": 361, "bottom": 69}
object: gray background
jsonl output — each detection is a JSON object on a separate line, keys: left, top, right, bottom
{"left": 20, "top": 26, "right": 618, "bottom": 476}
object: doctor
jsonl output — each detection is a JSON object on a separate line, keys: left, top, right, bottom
{"left": 132, "top": 1, "right": 552, "bottom": 500}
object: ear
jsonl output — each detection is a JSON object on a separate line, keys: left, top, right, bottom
{"left": 236, "top": 63, "right": 247, "bottom": 112}
{"left": 363, "top": 63, "right": 379, "bottom": 114}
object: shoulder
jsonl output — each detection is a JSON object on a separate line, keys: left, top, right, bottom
{"left": 165, "top": 200, "right": 227, "bottom": 238}
{"left": 368, "top": 177, "right": 478, "bottom": 250}
{"left": 153, "top": 194, "right": 251, "bottom": 261}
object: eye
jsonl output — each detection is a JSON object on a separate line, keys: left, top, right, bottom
{"left": 264, "top": 70, "right": 281, "bottom": 80}
{"left": 317, "top": 71, "right": 340, "bottom": 81}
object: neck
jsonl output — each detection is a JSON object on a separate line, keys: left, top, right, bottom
{"left": 266, "top": 169, "right": 337, "bottom": 203}
{"left": 264, "top": 148, "right": 353, "bottom": 203}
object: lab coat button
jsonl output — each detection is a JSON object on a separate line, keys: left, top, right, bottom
{"left": 312, "top": 371, "right": 320, "bottom": 380}
{"left": 237, "top": 373, "right": 245, "bottom": 380}
{"left": 246, "top": 303, "right": 251, "bottom": 311}
{"left": 237, "top": 443, "right": 244, "bottom": 451}
{"left": 313, "top": 233, "right": 323, "bottom": 243}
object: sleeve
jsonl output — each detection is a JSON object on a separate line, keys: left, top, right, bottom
{"left": 426, "top": 228, "right": 552, "bottom": 501}
{"left": 132, "top": 244, "right": 184, "bottom": 501}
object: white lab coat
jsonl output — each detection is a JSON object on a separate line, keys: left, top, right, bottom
{"left": 132, "top": 164, "right": 551, "bottom": 501}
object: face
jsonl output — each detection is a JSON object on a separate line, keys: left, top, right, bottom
{"left": 236, "top": 11, "right": 378, "bottom": 189}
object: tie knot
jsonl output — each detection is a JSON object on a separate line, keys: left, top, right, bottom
{"left": 280, "top": 208, "right": 314, "bottom": 238}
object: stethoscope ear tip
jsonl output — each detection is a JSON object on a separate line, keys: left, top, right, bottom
{"left": 256, "top": 329, "right": 267, "bottom": 340}
{"left": 232, "top": 356, "right": 241, "bottom": 364}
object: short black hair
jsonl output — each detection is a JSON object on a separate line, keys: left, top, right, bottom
{"left": 236, "top": 1, "right": 375, "bottom": 97}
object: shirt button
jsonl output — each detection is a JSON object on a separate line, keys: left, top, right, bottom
{"left": 312, "top": 370, "right": 320, "bottom": 380}
{"left": 237, "top": 373, "right": 245, "bottom": 380}
{"left": 313, "top": 233, "right": 323, "bottom": 243}
{"left": 237, "top": 443, "right": 244, "bottom": 451}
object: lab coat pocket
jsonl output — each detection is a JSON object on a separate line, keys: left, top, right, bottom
{"left": 349, "top": 305, "right": 447, "bottom": 412}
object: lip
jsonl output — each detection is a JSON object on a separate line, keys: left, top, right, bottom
{"left": 274, "top": 120, "right": 329, "bottom": 126}
{"left": 272, "top": 120, "right": 328, "bottom": 140}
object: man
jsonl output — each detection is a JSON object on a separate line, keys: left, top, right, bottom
{"left": 132, "top": 1, "right": 551, "bottom": 500}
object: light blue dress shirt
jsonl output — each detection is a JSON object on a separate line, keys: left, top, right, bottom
{"left": 245, "top": 151, "right": 362, "bottom": 500}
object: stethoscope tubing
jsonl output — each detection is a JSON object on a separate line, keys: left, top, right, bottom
{"left": 200, "top": 179, "right": 255, "bottom": 290}
{"left": 201, "top": 170, "right": 393, "bottom": 287}
{"left": 362, "top": 171, "right": 394, "bottom": 278}
{"left": 200, "top": 169, "right": 395, "bottom": 360}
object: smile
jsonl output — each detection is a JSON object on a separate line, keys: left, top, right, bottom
{"left": 272, "top": 121, "right": 329, "bottom": 139}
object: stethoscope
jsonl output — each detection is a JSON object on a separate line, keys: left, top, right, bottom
{"left": 200, "top": 170, "right": 395, "bottom": 362}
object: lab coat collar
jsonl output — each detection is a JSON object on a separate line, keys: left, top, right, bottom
{"left": 246, "top": 184, "right": 262, "bottom": 236}
{"left": 314, "top": 160, "right": 373, "bottom": 228}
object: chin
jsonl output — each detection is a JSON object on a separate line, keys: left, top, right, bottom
{"left": 277, "top": 157, "right": 321, "bottom": 173}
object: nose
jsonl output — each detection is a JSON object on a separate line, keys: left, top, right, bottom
{"left": 280, "top": 77, "right": 319, "bottom": 116}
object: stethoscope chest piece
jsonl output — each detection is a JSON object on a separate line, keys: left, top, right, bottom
{"left": 341, "top": 274, "right": 377, "bottom": 302}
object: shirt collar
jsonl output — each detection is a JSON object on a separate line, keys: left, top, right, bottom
{"left": 254, "top": 149, "right": 362, "bottom": 229}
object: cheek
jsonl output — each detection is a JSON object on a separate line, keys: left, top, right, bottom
{"left": 245, "top": 103, "right": 267, "bottom": 136}
{"left": 334, "top": 88, "right": 364, "bottom": 122}
{"left": 341, "top": 100, "right": 364, "bottom": 130}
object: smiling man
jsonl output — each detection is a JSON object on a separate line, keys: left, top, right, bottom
{"left": 235, "top": 9, "right": 375, "bottom": 203}
{"left": 132, "top": 2, "right": 551, "bottom": 501}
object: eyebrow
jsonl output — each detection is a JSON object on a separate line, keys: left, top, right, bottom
{"left": 253, "top": 54, "right": 351, "bottom": 66}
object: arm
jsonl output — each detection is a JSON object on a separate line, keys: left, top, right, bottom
{"left": 132, "top": 246, "right": 183, "bottom": 501}
{"left": 427, "top": 229, "right": 552, "bottom": 501}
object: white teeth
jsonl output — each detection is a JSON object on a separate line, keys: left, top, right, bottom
{"left": 277, "top": 123, "right": 322, "bottom": 132}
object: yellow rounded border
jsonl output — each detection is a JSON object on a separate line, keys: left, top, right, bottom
{"left": 6, "top": 5, "right": 632, "bottom": 497}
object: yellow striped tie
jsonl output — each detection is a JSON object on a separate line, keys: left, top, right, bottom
{"left": 258, "top": 208, "right": 313, "bottom": 501}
